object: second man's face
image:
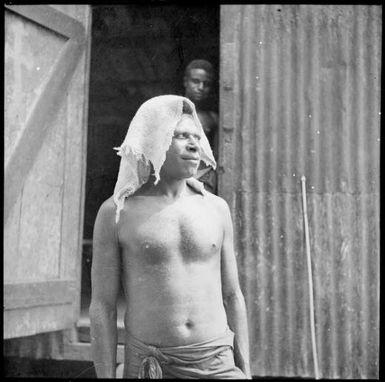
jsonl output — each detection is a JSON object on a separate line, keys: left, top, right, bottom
{"left": 161, "top": 115, "right": 202, "bottom": 179}
{"left": 184, "top": 69, "right": 213, "bottom": 104}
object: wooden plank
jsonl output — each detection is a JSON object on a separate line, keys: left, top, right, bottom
{"left": 59, "top": 6, "right": 92, "bottom": 330}
{"left": 3, "top": 193, "right": 22, "bottom": 283}
{"left": 4, "top": 10, "right": 86, "bottom": 224}
{"left": 4, "top": 331, "right": 64, "bottom": 359}
{"left": 15, "top": 100, "right": 67, "bottom": 281}
{"left": 4, "top": 10, "right": 65, "bottom": 166}
{"left": 77, "top": 324, "right": 126, "bottom": 345}
{"left": 4, "top": 331, "right": 125, "bottom": 363}
{"left": 4, "top": 304, "right": 75, "bottom": 339}
{"left": 4, "top": 281, "right": 78, "bottom": 310}
{"left": 5, "top": 5, "right": 85, "bottom": 42}
{"left": 62, "top": 342, "right": 125, "bottom": 363}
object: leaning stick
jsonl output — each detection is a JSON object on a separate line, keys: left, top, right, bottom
{"left": 301, "top": 175, "right": 320, "bottom": 379}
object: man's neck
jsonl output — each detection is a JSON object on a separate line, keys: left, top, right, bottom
{"left": 184, "top": 95, "right": 205, "bottom": 112}
{"left": 146, "top": 176, "right": 189, "bottom": 200}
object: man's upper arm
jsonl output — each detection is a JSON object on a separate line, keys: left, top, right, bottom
{"left": 209, "top": 111, "right": 219, "bottom": 126}
{"left": 91, "top": 198, "right": 121, "bottom": 307}
{"left": 218, "top": 198, "right": 243, "bottom": 300}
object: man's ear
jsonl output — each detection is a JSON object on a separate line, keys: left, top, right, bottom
{"left": 183, "top": 75, "right": 188, "bottom": 88}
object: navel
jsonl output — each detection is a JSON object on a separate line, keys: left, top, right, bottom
{"left": 185, "top": 319, "right": 194, "bottom": 329}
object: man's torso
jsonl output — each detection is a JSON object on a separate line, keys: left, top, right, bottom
{"left": 197, "top": 110, "right": 217, "bottom": 141}
{"left": 117, "top": 187, "right": 227, "bottom": 347}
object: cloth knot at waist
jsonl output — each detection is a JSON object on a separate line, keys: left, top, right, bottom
{"left": 138, "top": 356, "right": 163, "bottom": 379}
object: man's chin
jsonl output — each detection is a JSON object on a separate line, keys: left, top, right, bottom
{"left": 192, "top": 95, "right": 207, "bottom": 104}
{"left": 182, "top": 168, "right": 198, "bottom": 179}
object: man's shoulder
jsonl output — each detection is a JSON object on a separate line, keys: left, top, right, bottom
{"left": 99, "top": 195, "right": 116, "bottom": 210}
{"left": 204, "top": 192, "right": 230, "bottom": 214}
{"left": 94, "top": 196, "right": 119, "bottom": 240}
{"left": 197, "top": 109, "right": 218, "bottom": 124}
{"left": 97, "top": 196, "right": 116, "bottom": 222}
{"left": 208, "top": 110, "right": 219, "bottom": 124}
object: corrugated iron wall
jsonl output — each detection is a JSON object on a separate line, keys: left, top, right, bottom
{"left": 219, "top": 5, "right": 380, "bottom": 379}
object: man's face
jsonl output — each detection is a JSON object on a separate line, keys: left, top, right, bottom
{"left": 160, "top": 115, "right": 201, "bottom": 179}
{"left": 184, "top": 68, "right": 213, "bottom": 104}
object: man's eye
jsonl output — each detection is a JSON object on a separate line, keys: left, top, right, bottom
{"left": 174, "top": 133, "right": 186, "bottom": 139}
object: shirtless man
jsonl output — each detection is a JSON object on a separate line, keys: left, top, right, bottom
{"left": 90, "top": 95, "right": 250, "bottom": 379}
{"left": 184, "top": 59, "right": 218, "bottom": 194}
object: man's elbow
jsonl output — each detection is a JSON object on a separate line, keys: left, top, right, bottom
{"left": 89, "top": 299, "right": 117, "bottom": 323}
{"left": 223, "top": 287, "right": 246, "bottom": 307}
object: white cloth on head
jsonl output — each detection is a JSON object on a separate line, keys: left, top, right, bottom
{"left": 113, "top": 95, "right": 217, "bottom": 223}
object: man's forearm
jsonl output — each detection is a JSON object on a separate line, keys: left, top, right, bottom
{"left": 224, "top": 290, "right": 252, "bottom": 379}
{"left": 90, "top": 304, "right": 118, "bottom": 378}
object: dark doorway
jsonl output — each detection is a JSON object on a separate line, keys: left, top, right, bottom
{"left": 79, "top": 4, "right": 220, "bottom": 334}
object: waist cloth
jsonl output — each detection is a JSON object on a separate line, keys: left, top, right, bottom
{"left": 123, "top": 327, "right": 246, "bottom": 379}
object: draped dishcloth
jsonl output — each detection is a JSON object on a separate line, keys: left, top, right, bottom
{"left": 123, "top": 328, "right": 246, "bottom": 379}
{"left": 113, "top": 95, "right": 216, "bottom": 223}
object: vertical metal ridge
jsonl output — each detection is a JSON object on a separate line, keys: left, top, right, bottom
{"left": 311, "top": 9, "right": 322, "bottom": 194}
{"left": 254, "top": 4, "right": 268, "bottom": 374}
{"left": 307, "top": 8, "right": 323, "bottom": 377}
{"left": 238, "top": 5, "right": 255, "bottom": 323}
{"left": 255, "top": 192, "right": 267, "bottom": 375}
{"left": 335, "top": 10, "right": 354, "bottom": 374}
{"left": 367, "top": 11, "right": 381, "bottom": 374}
{"left": 267, "top": 7, "right": 281, "bottom": 374}
{"left": 354, "top": 7, "right": 369, "bottom": 377}
{"left": 345, "top": 7, "right": 356, "bottom": 195}
{"left": 322, "top": 7, "right": 339, "bottom": 378}
{"left": 347, "top": 22, "right": 362, "bottom": 379}
{"left": 343, "top": 196, "right": 354, "bottom": 377}
{"left": 324, "top": 197, "right": 337, "bottom": 377}
{"left": 262, "top": 10, "right": 274, "bottom": 371}
{"left": 366, "top": 5, "right": 381, "bottom": 195}
{"left": 310, "top": 193, "right": 323, "bottom": 376}
{"left": 306, "top": 8, "right": 317, "bottom": 193}
{"left": 295, "top": 5, "right": 305, "bottom": 187}
{"left": 371, "top": 6, "right": 382, "bottom": 192}
{"left": 295, "top": 7, "right": 311, "bottom": 376}
{"left": 349, "top": 6, "right": 359, "bottom": 194}
{"left": 358, "top": 199, "right": 369, "bottom": 378}
{"left": 246, "top": 9, "right": 259, "bottom": 354}
{"left": 302, "top": 6, "right": 313, "bottom": 184}
{"left": 354, "top": 6, "right": 366, "bottom": 194}
{"left": 362, "top": 11, "right": 377, "bottom": 376}
{"left": 340, "top": 16, "right": 358, "bottom": 374}
{"left": 280, "top": 6, "right": 295, "bottom": 375}
{"left": 282, "top": 194, "right": 295, "bottom": 376}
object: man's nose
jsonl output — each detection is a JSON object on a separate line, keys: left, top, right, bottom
{"left": 197, "top": 82, "right": 204, "bottom": 90}
{"left": 186, "top": 136, "right": 200, "bottom": 152}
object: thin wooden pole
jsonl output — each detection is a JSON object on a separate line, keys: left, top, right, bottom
{"left": 301, "top": 175, "right": 320, "bottom": 379}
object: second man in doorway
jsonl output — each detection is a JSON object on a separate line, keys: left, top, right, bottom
{"left": 183, "top": 59, "right": 218, "bottom": 194}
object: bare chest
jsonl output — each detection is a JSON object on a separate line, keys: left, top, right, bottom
{"left": 197, "top": 111, "right": 216, "bottom": 135}
{"left": 119, "top": 198, "right": 222, "bottom": 265}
